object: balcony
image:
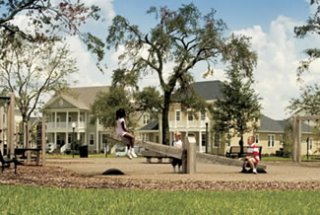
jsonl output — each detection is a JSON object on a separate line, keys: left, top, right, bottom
{"left": 46, "top": 121, "right": 86, "bottom": 132}
{"left": 169, "top": 120, "right": 208, "bottom": 130}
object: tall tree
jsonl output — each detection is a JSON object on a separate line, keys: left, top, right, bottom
{"left": 0, "top": 34, "right": 78, "bottom": 142}
{"left": 289, "top": 0, "right": 320, "bottom": 114}
{"left": 106, "top": 4, "right": 254, "bottom": 144}
{"left": 211, "top": 35, "right": 261, "bottom": 154}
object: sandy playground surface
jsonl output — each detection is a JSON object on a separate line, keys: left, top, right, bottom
{"left": 1, "top": 157, "right": 320, "bottom": 191}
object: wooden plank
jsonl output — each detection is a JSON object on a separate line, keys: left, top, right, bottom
{"left": 105, "top": 136, "right": 183, "bottom": 159}
{"left": 196, "top": 152, "right": 267, "bottom": 169}
{"left": 136, "top": 140, "right": 183, "bottom": 159}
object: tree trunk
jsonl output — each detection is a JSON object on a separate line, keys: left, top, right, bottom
{"left": 239, "top": 135, "right": 244, "bottom": 157}
{"left": 161, "top": 92, "right": 171, "bottom": 145}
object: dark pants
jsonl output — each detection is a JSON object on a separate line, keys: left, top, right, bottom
{"left": 171, "top": 158, "right": 182, "bottom": 172}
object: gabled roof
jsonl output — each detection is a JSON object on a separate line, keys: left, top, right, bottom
{"left": 140, "top": 121, "right": 159, "bottom": 131}
{"left": 258, "top": 115, "right": 311, "bottom": 133}
{"left": 258, "top": 115, "right": 287, "bottom": 133}
{"left": 192, "top": 80, "right": 224, "bottom": 100}
{"left": 43, "top": 86, "right": 110, "bottom": 110}
{"left": 171, "top": 80, "right": 224, "bottom": 102}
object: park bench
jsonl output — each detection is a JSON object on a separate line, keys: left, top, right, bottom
{"left": 0, "top": 150, "right": 20, "bottom": 174}
{"left": 14, "top": 148, "right": 42, "bottom": 165}
{"left": 226, "top": 146, "right": 263, "bottom": 160}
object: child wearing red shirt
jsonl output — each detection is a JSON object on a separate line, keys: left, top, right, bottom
{"left": 243, "top": 136, "right": 260, "bottom": 174}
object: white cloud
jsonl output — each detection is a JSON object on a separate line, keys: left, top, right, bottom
{"left": 65, "top": 35, "right": 109, "bottom": 87}
{"left": 229, "top": 15, "right": 320, "bottom": 120}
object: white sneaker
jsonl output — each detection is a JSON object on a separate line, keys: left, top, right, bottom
{"left": 130, "top": 148, "right": 138, "bottom": 158}
{"left": 126, "top": 150, "right": 132, "bottom": 159}
{"left": 253, "top": 168, "right": 257, "bottom": 174}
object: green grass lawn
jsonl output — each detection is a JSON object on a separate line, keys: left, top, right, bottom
{"left": 1, "top": 185, "right": 319, "bottom": 215}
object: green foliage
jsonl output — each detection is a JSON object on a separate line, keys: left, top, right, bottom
{"left": 135, "top": 87, "right": 163, "bottom": 113}
{"left": 106, "top": 3, "right": 253, "bottom": 144}
{"left": 0, "top": 0, "right": 101, "bottom": 41}
{"left": 91, "top": 87, "right": 132, "bottom": 128}
{"left": 288, "top": 84, "right": 320, "bottom": 115}
{"left": 211, "top": 35, "right": 260, "bottom": 138}
{"left": 0, "top": 1, "right": 103, "bottom": 64}
{"left": 294, "top": 1, "right": 320, "bottom": 81}
{"left": 1, "top": 185, "right": 320, "bottom": 214}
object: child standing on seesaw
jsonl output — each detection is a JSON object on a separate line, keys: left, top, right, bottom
{"left": 116, "top": 108, "right": 137, "bottom": 159}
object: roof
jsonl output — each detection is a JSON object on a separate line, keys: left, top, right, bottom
{"left": 139, "top": 121, "right": 159, "bottom": 131}
{"left": 171, "top": 80, "right": 224, "bottom": 102}
{"left": 192, "top": 80, "right": 224, "bottom": 100}
{"left": 66, "top": 86, "right": 110, "bottom": 107}
{"left": 258, "top": 115, "right": 312, "bottom": 133}
{"left": 43, "top": 86, "right": 110, "bottom": 110}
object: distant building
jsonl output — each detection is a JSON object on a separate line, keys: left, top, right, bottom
{"left": 42, "top": 86, "right": 111, "bottom": 153}
{"left": 139, "top": 80, "right": 319, "bottom": 156}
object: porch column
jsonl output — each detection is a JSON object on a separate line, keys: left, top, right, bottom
{"left": 54, "top": 132, "right": 57, "bottom": 149}
{"left": 199, "top": 131, "right": 202, "bottom": 152}
{"left": 0, "top": 107, "right": 3, "bottom": 153}
{"left": 66, "top": 111, "right": 69, "bottom": 129}
{"left": 54, "top": 112, "right": 57, "bottom": 129}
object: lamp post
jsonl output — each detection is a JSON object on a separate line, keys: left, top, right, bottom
{"left": 205, "top": 119, "right": 209, "bottom": 154}
{"left": 72, "top": 122, "right": 76, "bottom": 158}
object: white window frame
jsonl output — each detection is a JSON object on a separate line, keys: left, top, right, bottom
{"left": 255, "top": 134, "right": 259, "bottom": 144}
{"left": 268, "top": 134, "right": 275, "bottom": 147}
{"left": 89, "top": 133, "right": 95, "bottom": 145}
{"left": 200, "top": 111, "right": 206, "bottom": 121}
{"left": 176, "top": 110, "right": 181, "bottom": 121}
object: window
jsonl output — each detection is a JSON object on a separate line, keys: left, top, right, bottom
{"left": 188, "top": 112, "right": 193, "bottom": 121}
{"left": 268, "top": 134, "right": 275, "bottom": 147}
{"left": 214, "top": 133, "right": 220, "bottom": 147}
{"left": 143, "top": 114, "right": 149, "bottom": 124}
{"left": 176, "top": 110, "right": 181, "bottom": 121}
{"left": 201, "top": 111, "right": 206, "bottom": 121}
{"left": 255, "top": 134, "right": 259, "bottom": 144}
{"left": 89, "top": 134, "right": 94, "bottom": 145}
{"left": 307, "top": 137, "right": 313, "bottom": 150}
{"left": 80, "top": 113, "right": 85, "bottom": 122}
{"left": 201, "top": 133, "right": 206, "bottom": 147}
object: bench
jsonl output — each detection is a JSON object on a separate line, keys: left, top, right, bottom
{"left": 141, "top": 149, "right": 171, "bottom": 163}
{"left": 226, "top": 146, "right": 262, "bottom": 160}
{"left": 0, "top": 150, "right": 20, "bottom": 174}
{"left": 14, "top": 148, "right": 42, "bottom": 165}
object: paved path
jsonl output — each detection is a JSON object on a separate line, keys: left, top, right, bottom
{"left": 46, "top": 157, "right": 320, "bottom": 182}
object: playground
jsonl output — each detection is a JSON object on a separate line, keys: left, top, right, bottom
{"left": 1, "top": 157, "right": 320, "bottom": 191}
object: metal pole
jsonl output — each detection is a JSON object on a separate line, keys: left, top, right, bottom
{"left": 72, "top": 127, "right": 75, "bottom": 158}
{"left": 205, "top": 122, "right": 208, "bottom": 153}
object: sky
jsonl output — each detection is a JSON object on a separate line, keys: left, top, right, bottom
{"left": 11, "top": 0, "right": 319, "bottom": 120}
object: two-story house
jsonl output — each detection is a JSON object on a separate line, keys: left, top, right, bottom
{"left": 42, "top": 86, "right": 111, "bottom": 153}
{"left": 42, "top": 86, "right": 151, "bottom": 153}
{"left": 139, "top": 80, "right": 319, "bottom": 156}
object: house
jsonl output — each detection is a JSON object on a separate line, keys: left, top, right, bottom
{"left": 42, "top": 86, "right": 111, "bottom": 153}
{"left": 139, "top": 80, "right": 226, "bottom": 153}
{"left": 139, "top": 80, "right": 318, "bottom": 156}
{"left": 256, "top": 115, "right": 318, "bottom": 156}
{"left": 42, "top": 86, "right": 151, "bottom": 153}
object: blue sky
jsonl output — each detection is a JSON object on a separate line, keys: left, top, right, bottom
{"left": 11, "top": 0, "right": 318, "bottom": 120}
{"left": 113, "top": 0, "right": 309, "bottom": 31}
